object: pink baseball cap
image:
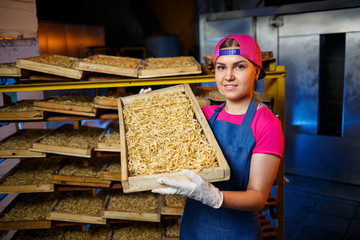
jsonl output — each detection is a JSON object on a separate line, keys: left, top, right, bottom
{"left": 214, "top": 34, "right": 266, "bottom": 79}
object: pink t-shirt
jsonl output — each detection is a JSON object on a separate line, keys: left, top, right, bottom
{"left": 202, "top": 105, "right": 284, "bottom": 158}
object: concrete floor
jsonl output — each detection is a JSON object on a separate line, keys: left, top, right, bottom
{"left": 282, "top": 174, "right": 360, "bottom": 240}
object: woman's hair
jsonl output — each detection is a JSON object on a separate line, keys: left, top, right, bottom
{"left": 219, "top": 38, "right": 239, "bottom": 49}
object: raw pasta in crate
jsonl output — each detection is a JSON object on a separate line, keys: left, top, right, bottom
{"left": 16, "top": 55, "right": 83, "bottom": 79}
{"left": 34, "top": 94, "right": 98, "bottom": 117}
{"left": 110, "top": 222, "right": 162, "bottom": 240}
{"left": 0, "top": 158, "right": 61, "bottom": 194}
{"left": 163, "top": 218, "right": 181, "bottom": 240}
{"left": 95, "top": 123, "right": 121, "bottom": 152}
{"left": 50, "top": 158, "right": 111, "bottom": 188}
{"left": 138, "top": 56, "right": 202, "bottom": 78}
{"left": 0, "top": 100, "right": 44, "bottom": 121}
{"left": 102, "top": 189, "right": 160, "bottom": 222}
{"left": 47, "top": 190, "right": 107, "bottom": 225}
{"left": 160, "top": 195, "right": 186, "bottom": 216}
{"left": 30, "top": 124, "right": 105, "bottom": 158}
{"left": 0, "top": 192, "right": 57, "bottom": 230}
{"left": 13, "top": 227, "right": 66, "bottom": 240}
{"left": 118, "top": 84, "right": 230, "bottom": 193}
{"left": 100, "top": 157, "right": 122, "bottom": 181}
{"left": 77, "top": 55, "right": 142, "bottom": 77}
{"left": 0, "top": 129, "right": 50, "bottom": 158}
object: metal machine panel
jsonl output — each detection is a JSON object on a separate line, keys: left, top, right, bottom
{"left": 279, "top": 8, "right": 360, "bottom": 37}
{"left": 279, "top": 35, "right": 319, "bottom": 135}
{"left": 343, "top": 32, "right": 360, "bottom": 138}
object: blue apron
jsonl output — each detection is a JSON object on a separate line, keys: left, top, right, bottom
{"left": 180, "top": 98, "right": 262, "bottom": 240}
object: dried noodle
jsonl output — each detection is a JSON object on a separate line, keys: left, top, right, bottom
{"left": 107, "top": 191, "right": 157, "bottom": 213}
{"left": 47, "top": 94, "right": 95, "bottom": 107}
{"left": 123, "top": 92, "right": 217, "bottom": 176}
{"left": 0, "top": 100, "right": 36, "bottom": 112}
{"left": 0, "top": 129, "right": 49, "bottom": 150}
{"left": 112, "top": 222, "right": 161, "bottom": 240}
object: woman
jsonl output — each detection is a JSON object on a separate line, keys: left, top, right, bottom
{"left": 153, "top": 34, "right": 284, "bottom": 239}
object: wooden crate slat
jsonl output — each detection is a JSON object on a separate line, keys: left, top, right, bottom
{"left": 34, "top": 100, "right": 97, "bottom": 117}
{"left": 0, "top": 184, "right": 54, "bottom": 194}
{"left": 0, "top": 220, "right": 51, "bottom": 230}
{"left": 30, "top": 143, "right": 92, "bottom": 158}
{"left": 47, "top": 212, "right": 106, "bottom": 225}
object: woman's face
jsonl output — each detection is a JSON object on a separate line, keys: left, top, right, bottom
{"left": 215, "top": 48, "right": 259, "bottom": 102}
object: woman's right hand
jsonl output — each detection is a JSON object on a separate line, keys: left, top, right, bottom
{"left": 139, "top": 87, "right": 152, "bottom": 94}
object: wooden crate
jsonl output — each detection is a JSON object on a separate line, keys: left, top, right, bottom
{"left": 94, "top": 96, "right": 118, "bottom": 110}
{"left": 160, "top": 195, "right": 185, "bottom": 216}
{"left": 102, "top": 190, "right": 161, "bottom": 222}
{"left": 62, "top": 224, "right": 111, "bottom": 240}
{"left": 0, "top": 193, "right": 56, "bottom": 230}
{"left": 95, "top": 123, "right": 121, "bottom": 152}
{"left": 162, "top": 218, "right": 181, "bottom": 240}
{"left": 16, "top": 55, "right": 84, "bottom": 79}
{"left": 0, "top": 158, "right": 60, "bottom": 194}
{"left": 100, "top": 158, "right": 122, "bottom": 181}
{"left": 50, "top": 158, "right": 111, "bottom": 188}
{"left": 29, "top": 124, "right": 105, "bottom": 158}
{"left": 118, "top": 84, "right": 230, "bottom": 193}
{"left": 110, "top": 222, "right": 162, "bottom": 239}
{"left": 0, "top": 129, "right": 50, "bottom": 158}
{"left": 0, "top": 100, "right": 44, "bottom": 121}
{"left": 34, "top": 94, "right": 98, "bottom": 117}
{"left": 138, "top": 56, "right": 202, "bottom": 78}
{"left": 47, "top": 191, "right": 107, "bottom": 225}
{"left": 0, "top": 63, "right": 21, "bottom": 77}
{"left": 77, "top": 55, "right": 142, "bottom": 77}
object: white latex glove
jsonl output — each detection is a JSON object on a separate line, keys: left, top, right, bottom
{"left": 139, "top": 87, "right": 152, "bottom": 94}
{"left": 152, "top": 169, "right": 223, "bottom": 209}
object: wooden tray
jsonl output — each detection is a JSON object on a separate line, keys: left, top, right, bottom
{"left": 160, "top": 195, "right": 185, "bottom": 216}
{"left": 102, "top": 190, "right": 161, "bottom": 222}
{"left": 0, "top": 158, "right": 60, "bottom": 194}
{"left": 100, "top": 158, "right": 122, "bottom": 181}
{"left": 0, "top": 63, "right": 21, "bottom": 77}
{"left": 138, "top": 56, "right": 201, "bottom": 78}
{"left": 110, "top": 222, "right": 162, "bottom": 239}
{"left": 0, "top": 100, "right": 44, "bottom": 121}
{"left": 0, "top": 193, "right": 56, "bottom": 230}
{"left": 47, "top": 191, "right": 107, "bottom": 225}
{"left": 50, "top": 158, "right": 111, "bottom": 188}
{"left": 118, "top": 84, "right": 230, "bottom": 193}
{"left": 77, "top": 55, "right": 142, "bottom": 77}
{"left": 0, "top": 129, "right": 49, "bottom": 158}
{"left": 34, "top": 94, "right": 98, "bottom": 117}
{"left": 16, "top": 55, "right": 83, "bottom": 79}
{"left": 95, "top": 123, "right": 120, "bottom": 152}
{"left": 29, "top": 124, "right": 105, "bottom": 158}
{"left": 162, "top": 218, "right": 181, "bottom": 240}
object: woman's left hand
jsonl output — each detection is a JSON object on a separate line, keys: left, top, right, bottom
{"left": 152, "top": 169, "right": 223, "bottom": 209}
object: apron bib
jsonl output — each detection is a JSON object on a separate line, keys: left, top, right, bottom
{"left": 180, "top": 98, "right": 262, "bottom": 240}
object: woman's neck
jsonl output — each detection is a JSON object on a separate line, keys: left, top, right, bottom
{"left": 224, "top": 96, "right": 252, "bottom": 115}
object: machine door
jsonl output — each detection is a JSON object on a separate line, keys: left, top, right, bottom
{"left": 277, "top": 8, "right": 360, "bottom": 184}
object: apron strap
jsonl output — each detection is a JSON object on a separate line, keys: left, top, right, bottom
{"left": 241, "top": 98, "right": 258, "bottom": 127}
{"left": 209, "top": 103, "right": 225, "bottom": 126}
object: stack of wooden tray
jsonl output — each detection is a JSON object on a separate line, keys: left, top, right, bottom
{"left": 0, "top": 100, "right": 44, "bottom": 121}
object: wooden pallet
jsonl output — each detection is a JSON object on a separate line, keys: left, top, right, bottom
{"left": 0, "top": 129, "right": 49, "bottom": 158}
{"left": 16, "top": 55, "right": 83, "bottom": 79}
{"left": 0, "top": 100, "right": 44, "bottom": 121}
{"left": 47, "top": 191, "right": 107, "bottom": 225}
{"left": 34, "top": 95, "right": 98, "bottom": 117}
{"left": 138, "top": 56, "right": 201, "bottom": 78}
{"left": 29, "top": 124, "right": 104, "bottom": 158}
{"left": 102, "top": 190, "right": 161, "bottom": 222}
{"left": 118, "top": 84, "right": 230, "bottom": 193}
{"left": 50, "top": 158, "right": 111, "bottom": 188}
{"left": 77, "top": 55, "right": 142, "bottom": 77}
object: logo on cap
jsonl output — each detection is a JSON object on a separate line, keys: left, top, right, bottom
{"left": 219, "top": 49, "right": 240, "bottom": 56}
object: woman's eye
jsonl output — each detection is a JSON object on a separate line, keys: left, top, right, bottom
{"left": 217, "top": 65, "right": 225, "bottom": 70}
{"left": 235, "top": 64, "right": 245, "bottom": 69}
